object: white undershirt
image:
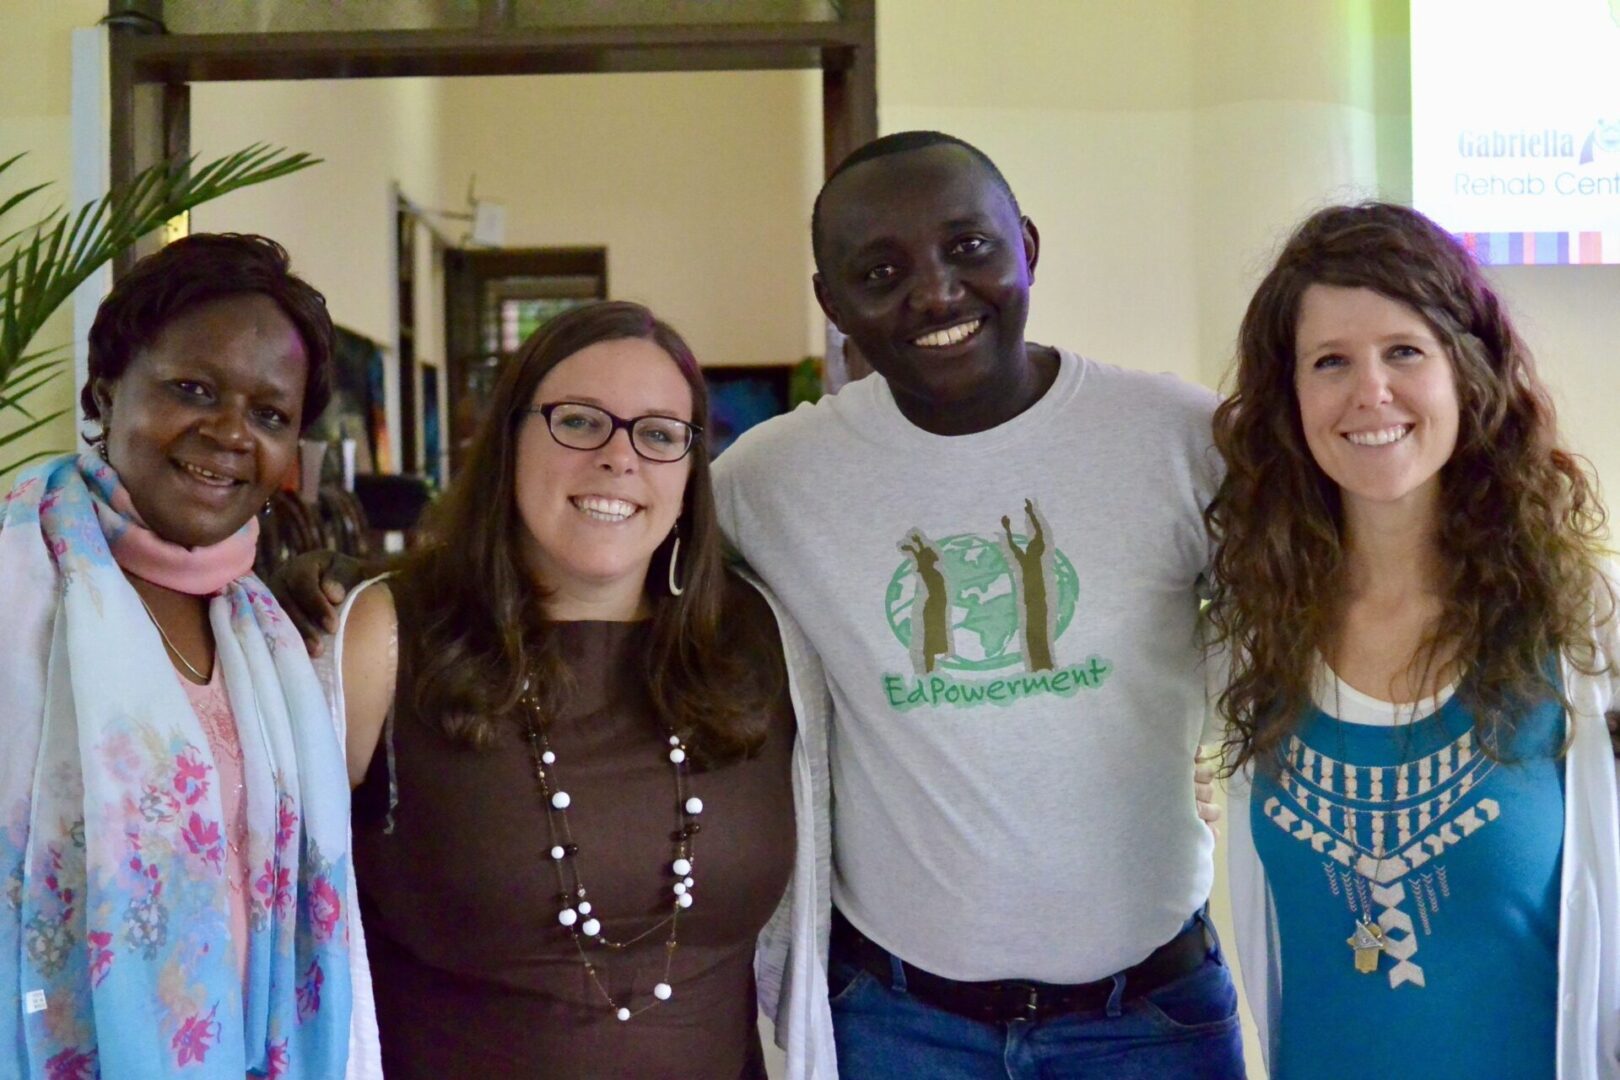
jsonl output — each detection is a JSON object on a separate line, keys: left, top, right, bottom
{"left": 1309, "top": 657, "right": 1458, "bottom": 727}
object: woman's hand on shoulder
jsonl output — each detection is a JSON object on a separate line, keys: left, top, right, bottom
{"left": 341, "top": 582, "right": 399, "bottom": 788}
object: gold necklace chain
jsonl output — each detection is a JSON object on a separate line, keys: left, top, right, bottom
{"left": 136, "top": 591, "right": 210, "bottom": 683}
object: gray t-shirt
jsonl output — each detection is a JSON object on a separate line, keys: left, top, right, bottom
{"left": 714, "top": 351, "right": 1220, "bottom": 982}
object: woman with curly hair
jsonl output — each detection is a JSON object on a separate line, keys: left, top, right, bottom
{"left": 1205, "top": 202, "right": 1620, "bottom": 1079}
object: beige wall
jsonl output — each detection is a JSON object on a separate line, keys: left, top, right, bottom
{"left": 190, "top": 79, "right": 445, "bottom": 348}
{"left": 188, "top": 77, "right": 447, "bottom": 469}
{"left": 194, "top": 69, "right": 822, "bottom": 374}
{"left": 436, "top": 71, "right": 820, "bottom": 369}
{"left": 1490, "top": 265, "right": 1620, "bottom": 510}
{"left": 0, "top": 0, "right": 106, "bottom": 467}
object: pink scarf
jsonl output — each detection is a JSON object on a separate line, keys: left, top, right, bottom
{"left": 84, "top": 453, "right": 260, "bottom": 595}
{"left": 2, "top": 452, "right": 355, "bottom": 1079}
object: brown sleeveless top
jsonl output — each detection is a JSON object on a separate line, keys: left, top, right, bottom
{"left": 353, "top": 580, "right": 795, "bottom": 1079}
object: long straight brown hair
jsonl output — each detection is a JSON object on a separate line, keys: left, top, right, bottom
{"left": 392, "top": 301, "right": 775, "bottom": 764}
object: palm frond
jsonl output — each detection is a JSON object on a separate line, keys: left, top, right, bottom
{"left": 0, "top": 183, "right": 52, "bottom": 223}
{"left": 0, "top": 363, "right": 67, "bottom": 417}
{"left": 0, "top": 146, "right": 319, "bottom": 474}
{"left": 0, "top": 405, "right": 72, "bottom": 475}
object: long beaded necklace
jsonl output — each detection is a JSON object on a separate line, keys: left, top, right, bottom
{"left": 520, "top": 685, "right": 703, "bottom": 1022}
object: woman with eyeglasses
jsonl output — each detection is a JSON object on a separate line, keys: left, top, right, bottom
{"left": 318, "top": 301, "right": 829, "bottom": 1078}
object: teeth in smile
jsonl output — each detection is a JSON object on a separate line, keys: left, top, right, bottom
{"left": 913, "top": 319, "right": 983, "bottom": 348}
{"left": 1344, "top": 425, "right": 1412, "bottom": 447}
{"left": 572, "top": 495, "right": 638, "bottom": 522}
{"left": 179, "top": 461, "right": 236, "bottom": 486}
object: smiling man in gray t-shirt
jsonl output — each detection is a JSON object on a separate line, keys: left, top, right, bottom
{"left": 713, "top": 131, "right": 1245, "bottom": 1079}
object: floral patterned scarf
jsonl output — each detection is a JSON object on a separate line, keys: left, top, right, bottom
{"left": 1, "top": 453, "right": 352, "bottom": 1079}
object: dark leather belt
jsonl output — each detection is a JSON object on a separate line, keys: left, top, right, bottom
{"left": 830, "top": 909, "right": 1210, "bottom": 1025}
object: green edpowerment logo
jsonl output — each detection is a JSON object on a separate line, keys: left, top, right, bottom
{"left": 881, "top": 500, "right": 1112, "bottom": 712}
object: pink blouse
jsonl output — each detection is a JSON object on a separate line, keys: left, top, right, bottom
{"left": 179, "top": 664, "right": 252, "bottom": 982}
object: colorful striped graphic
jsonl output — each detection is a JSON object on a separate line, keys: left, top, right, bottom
{"left": 1458, "top": 231, "right": 1615, "bottom": 265}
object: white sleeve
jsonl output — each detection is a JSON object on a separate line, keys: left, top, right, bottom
{"left": 316, "top": 576, "right": 389, "bottom": 1080}
{"left": 1226, "top": 763, "right": 1278, "bottom": 1073}
{"left": 711, "top": 452, "right": 744, "bottom": 553}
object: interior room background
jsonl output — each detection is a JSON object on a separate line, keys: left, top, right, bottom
{"left": 8, "top": 3, "right": 1618, "bottom": 1076}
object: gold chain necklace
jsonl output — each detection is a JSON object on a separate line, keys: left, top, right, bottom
{"left": 139, "top": 593, "right": 247, "bottom": 877}
{"left": 136, "top": 591, "right": 210, "bottom": 683}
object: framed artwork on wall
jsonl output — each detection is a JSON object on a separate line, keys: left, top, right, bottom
{"left": 306, "top": 325, "right": 384, "bottom": 480}
{"left": 421, "top": 360, "right": 443, "bottom": 488}
{"left": 703, "top": 365, "right": 792, "bottom": 456}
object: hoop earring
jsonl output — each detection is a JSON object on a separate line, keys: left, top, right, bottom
{"left": 667, "top": 536, "right": 685, "bottom": 597}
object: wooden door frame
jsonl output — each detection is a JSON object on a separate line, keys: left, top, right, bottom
{"left": 105, "top": 0, "right": 876, "bottom": 290}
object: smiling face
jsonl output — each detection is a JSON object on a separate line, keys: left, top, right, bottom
{"left": 812, "top": 144, "right": 1038, "bottom": 417}
{"left": 513, "top": 337, "right": 693, "bottom": 613}
{"left": 1293, "top": 284, "right": 1461, "bottom": 521}
{"left": 94, "top": 292, "right": 308, "bottom": 549}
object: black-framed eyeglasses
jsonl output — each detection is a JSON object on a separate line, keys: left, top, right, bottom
{"left": 527, "top": 401, "right": 702, "bottom": 463}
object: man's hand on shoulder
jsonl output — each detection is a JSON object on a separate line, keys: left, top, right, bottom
{"left": 270, "top": 550, "right": 367, "bottom": 656}
{"left": 1194, "top": 751, "right": 1222, "bottom": 840}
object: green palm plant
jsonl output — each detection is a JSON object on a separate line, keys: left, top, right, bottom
{"left": 0, "top": 144, "right": 318, "bottom": 476}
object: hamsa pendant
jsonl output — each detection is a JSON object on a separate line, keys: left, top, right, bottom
{"left": 1346, "top": 919, "right": 1387, "bottom": 974}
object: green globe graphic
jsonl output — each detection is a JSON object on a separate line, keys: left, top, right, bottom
{"left": 884, "top": 533, "right": 1080, "bottom": 673}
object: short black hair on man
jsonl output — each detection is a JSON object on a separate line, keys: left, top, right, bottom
{"left": 811, "top": 130, "right": 1022, "bottom": 274}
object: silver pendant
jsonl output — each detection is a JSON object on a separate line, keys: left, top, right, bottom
{"left": 1347, "top": 918, "right": 1387, "bottom": 974}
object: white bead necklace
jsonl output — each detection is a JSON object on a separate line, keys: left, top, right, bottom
{"left": 521, "top": 689, "right": 702, "bottom": 1022}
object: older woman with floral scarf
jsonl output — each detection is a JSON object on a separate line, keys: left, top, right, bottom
{"left": 0, "top": 233, "right": 366, "bottom": 1078}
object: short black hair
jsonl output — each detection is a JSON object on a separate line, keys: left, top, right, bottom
{"left": 83, "top": 232, "right": 334, "bottom": 434}
{"left": 811, "top": 131, "right": 1022, "bottom": 274}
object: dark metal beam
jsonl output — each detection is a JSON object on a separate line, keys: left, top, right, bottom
{"left": 109, "top": 39, "right": 188, "bottom": 275}
{"left": 119, "top": 22, "right": 866, "bottom": 83}
{"left": 820, "top": 0, "right": 877, "bottom": 383}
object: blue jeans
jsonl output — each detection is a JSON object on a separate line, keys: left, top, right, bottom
{"left": 828, "top": 914, "right": 1246, "bottom": 1079}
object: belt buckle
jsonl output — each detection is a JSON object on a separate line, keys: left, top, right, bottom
{"left": 1022, "top": 984, "right": 1040, "bottom": 1021}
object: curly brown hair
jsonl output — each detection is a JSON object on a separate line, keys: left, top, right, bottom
{"left": 391, "top": 301, "right": 778, "bottom": 766}
{"left": 1205, "top": 202, "right": 1611, "bottom": 775}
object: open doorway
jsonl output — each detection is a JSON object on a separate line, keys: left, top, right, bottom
{"left": 105, "top": 2, "right": 876, "bottom": 491}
